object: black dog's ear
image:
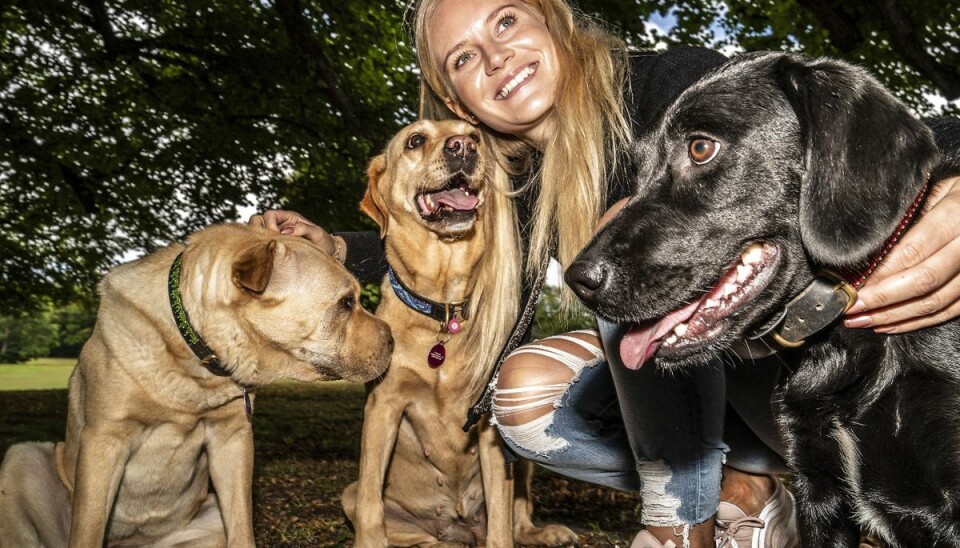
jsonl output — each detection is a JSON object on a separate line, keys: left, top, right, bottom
{"left": 774, "top": 54, "right": 938, "bottom": 268}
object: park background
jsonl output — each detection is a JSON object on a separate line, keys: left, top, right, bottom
{"left": 1, "top": 0, "right": 958, "bottom": 545}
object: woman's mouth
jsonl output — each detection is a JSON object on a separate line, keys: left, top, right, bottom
{"left": 618, "top": 242, "right": 780, "bottom": 369}
{"left": 496, "top": 62, "right": 538, "bottom": 100}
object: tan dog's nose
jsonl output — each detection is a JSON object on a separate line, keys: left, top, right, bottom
{"left": 444, "top": 135, "right": 477, "bottom": 160}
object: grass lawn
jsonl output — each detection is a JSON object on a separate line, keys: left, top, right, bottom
{"left": 0, "top": 357, "right": 76, "bottom": 390}
{"left": 0, "top": 382, "right": 643, "bottom": 547}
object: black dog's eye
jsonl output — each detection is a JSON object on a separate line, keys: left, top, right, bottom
{"left": 339, "top": 295, "right": 356, "bottom": 311}
{"left": 689, "top": 138, "right": 720, "bottom": 165}
{"left": 406, "top": 134, "right": 426, "bottom": 149}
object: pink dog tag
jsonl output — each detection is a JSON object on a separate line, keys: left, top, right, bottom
{"left": 447, "top": 316, "right": 462, "bottom": 334}
{"left": 428, "top": 342, "right": 446, "bottom": 368}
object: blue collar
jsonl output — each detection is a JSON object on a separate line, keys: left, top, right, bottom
{"left": 387, "top": 266, "right": 470, "bottom": 326}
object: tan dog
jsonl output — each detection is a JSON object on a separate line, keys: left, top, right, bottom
{"left": 0, "top": 224, "right": 393, "bottom": 548}
{"left": 341, "top": 120, "right": 577, "bottom": 547}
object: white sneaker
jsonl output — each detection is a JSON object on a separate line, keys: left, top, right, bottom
{"left": 715, "top": 477, "right": 798, "bottom": 548}
{"left": 631, "top": 530, "right": 678, "bottom": 548}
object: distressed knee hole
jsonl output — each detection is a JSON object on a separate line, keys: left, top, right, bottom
{"left": 491, "top": 331, "right": 603, "bottom": 455}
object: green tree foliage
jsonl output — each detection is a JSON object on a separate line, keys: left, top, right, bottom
{"left": 0, "top": 0, "right": 417, "bottom": 314}
{"left": 0, "top": 312, "right": 60, "bottom": 363}
{"left": 1, "top": 0, "right": 957, "bottom": 318}
{"left": 532, "top": 285, "right": 597, "bottom": 339}
{"left": 577, "top": 0, "right": 960, "bottom": 113}
{"left": 48, "top": 303, "right": 96, "bottom": 358}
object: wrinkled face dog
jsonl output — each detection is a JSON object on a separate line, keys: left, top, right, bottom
{"left": 362, "top": 119, "right": 486, "bottom": 240}
{"left": 568, "top": 52, "right": 960, "bottom": 546}
{"left": 0, "top": 223, "right": 394, "bottom": 548}
{"left": 201, "top": 224, "right": 395, "bottom": 383}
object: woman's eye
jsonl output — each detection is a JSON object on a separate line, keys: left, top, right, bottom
{"left": 453, "top": 51, "right": 472, "bottom": 70}
{"left": 689, "top": 138, "right": 720, "bottom": 165}
{"left": 406, "top": 134, "right": 426, "bottom": 149}
{"left": 497, "top": 14, "right": 516, "bottom": 33}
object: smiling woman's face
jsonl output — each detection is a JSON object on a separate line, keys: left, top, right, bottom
{"left": 427, "top": 0, "right": 560, "bottom": 146}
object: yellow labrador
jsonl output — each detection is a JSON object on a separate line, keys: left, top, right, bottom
{"left": 0, "top": 223, "right": 393, "bottom": 547}
{"left": 341, "top": 120, "right": 576, "bottom": 547}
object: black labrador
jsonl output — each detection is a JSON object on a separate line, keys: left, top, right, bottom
{"left": 566, "top": 52, "right": 960, "bottom": 547}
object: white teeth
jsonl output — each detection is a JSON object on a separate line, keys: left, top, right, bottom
{"left": 705, "top": 298, "right": 719, "bottom": 309}
{"left": 673, "top": 323, "right": 688, "bottom": 337}
{"left": 498, "top": 66, "right": 535, "bottom": 98}
{"left": 736, "top": 264, "right": 752, "bottom": 283}
{"left": 723, "top": 283, "right": 738, "bottom": 298}
{"left": 665, "top": 334, "right": 678, "bottom": 345}
{"left": 741, "top": 243, "right": 764, "bottom": 265}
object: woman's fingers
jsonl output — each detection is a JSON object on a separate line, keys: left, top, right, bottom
{"left": 846, "top": 176, "right": 960, "bottom": 332}
{"left": 246, "top": 210, "right": 334, "bottom": 254}
{"left": 845, "top": 267, "right": 960, "bottom": 331}
{"left": 257, "top": 209, "right": 318, "bottom": 232}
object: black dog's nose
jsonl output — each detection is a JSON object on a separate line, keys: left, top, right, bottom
{"left": 565, "top": 259, "right": 609, "bottom": 305}
{"left": 444, "top": 135, "right": 477, "bottom": 160}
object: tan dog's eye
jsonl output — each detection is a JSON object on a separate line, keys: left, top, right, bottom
{"left": 405, "top": 134, "right": 426, "bottom": 149}
{"left": 339, "top": 295, "right": 356, "bottom": 311}
{"left": 689, "top": 138, "right": 720, "bottom": 165}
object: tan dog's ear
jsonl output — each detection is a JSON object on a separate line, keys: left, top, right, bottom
{"left": 233, "top": 240, "right": 278, "bottom": 295}
{"left": 360, "top": 154, "right": 389, "bottom": 237}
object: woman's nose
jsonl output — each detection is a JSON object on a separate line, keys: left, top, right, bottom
{"left": 485, "top": 44, "right": 513, "bottom": 75}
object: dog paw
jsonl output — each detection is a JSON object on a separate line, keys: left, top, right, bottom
{"left": 514, "top": 524, "right": 579, "bottom": 546}
{"left": 353, "top": 530, "right": 389, "bottom": 548}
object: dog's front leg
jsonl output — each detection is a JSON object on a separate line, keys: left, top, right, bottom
{"left": 354, "top": 388, "right": 406, "bottom": 548}
{"left": 511, "top": 459, "right": 578, "bottom": 546}
{"left": 206, "top": 413, "right": 256, "bottom": 547}
{"left": 780, "top": 405, "right": 861, "bottom": 547}
{"left": 478, "top": 417, "right": 513, "bottom": 548}
{"left": 791, "top": 470, "right": 860, "bottom": 548}
{"left": 67, "top": 426, "right": 135, "bottom": 548}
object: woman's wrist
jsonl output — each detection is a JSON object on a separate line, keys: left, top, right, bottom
{"left": 332, "top": 235, "right": 346, "bottom": 264}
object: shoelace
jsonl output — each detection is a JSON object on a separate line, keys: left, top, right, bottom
{"left": 715, "top": 516, "right": 766, "bottom": 548}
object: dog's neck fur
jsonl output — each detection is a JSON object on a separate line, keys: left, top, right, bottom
{"left": 98, "top": 244, "right": 247, "bottom": 413}
{"left": 384, "top": 224, "right": 484, "bottom": 308}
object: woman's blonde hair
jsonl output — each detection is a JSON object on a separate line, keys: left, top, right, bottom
{"left": 410, "top": 0, "right": 631, "bottom": 394}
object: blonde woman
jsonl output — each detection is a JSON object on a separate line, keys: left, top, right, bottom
{"left": 256, "top": 0, "right": 960, "bottom": 546}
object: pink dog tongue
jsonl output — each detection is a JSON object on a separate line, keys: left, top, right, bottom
{"left": 432, "top": 189, "right": 478, "bottom": 211}
{"left": 619, "top": 301, "right": 701, "bottom": 370}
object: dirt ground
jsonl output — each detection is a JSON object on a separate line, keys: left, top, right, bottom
{"left": 1, "top": 383, "right": 643, "bottom": 547}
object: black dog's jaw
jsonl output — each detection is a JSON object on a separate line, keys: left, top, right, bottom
{"left": 568, "top": 52, "right": 960, "bottom": 546}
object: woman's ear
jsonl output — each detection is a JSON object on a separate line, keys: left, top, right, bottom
{"left": 444, "top": 98, "right": 479, "bottom": 124}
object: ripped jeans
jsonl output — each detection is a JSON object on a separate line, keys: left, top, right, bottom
{"left": 492, "top": 320, "right": 787, "bottom": 534}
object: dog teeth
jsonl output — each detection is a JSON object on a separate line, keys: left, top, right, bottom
{"left": 673, "top": 323, "right": 688, "bottom": 337}
{"left": 664, "top": 334, "right": 678, "bottom": 345}
{"left": 736, "top": 264, "right": 752, "bottom": 283}
{"left": 705, "top": 298, "right": 719, "bottom": 309}
{"left": 741, "top": 243, "right": 764, "bottom": 265}
{"left": 723, "top": 283, "right": 738, "bottom": 298}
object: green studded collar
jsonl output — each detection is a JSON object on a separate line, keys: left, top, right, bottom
{"left": 168, "top": 251, "right": 253, "bottom": 419}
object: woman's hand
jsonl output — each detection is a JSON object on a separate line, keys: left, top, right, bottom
{"left": 248, "top": 209, "right": 344, "bottom": 262}
{"left": 844, "top": 175, "right": 960, "bottom": 333}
